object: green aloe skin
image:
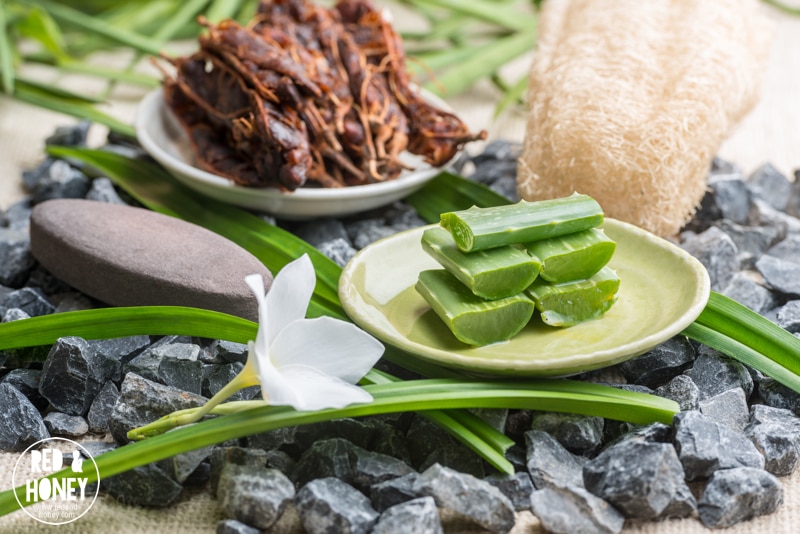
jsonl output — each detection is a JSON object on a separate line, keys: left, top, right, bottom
{"left": 440, "top": 193, "right": 604, "bottom": 252}
{"left": 527, "top": 267, "right": 621, "bottom": 327}
{"left": 416, "top": 269, "right": 535, "bottom": 346}
{"left": 421, "top": 226, "right": 541, "bottom": 299}
{"left": 525, "top": 228, "right": 616, "bottom": 283}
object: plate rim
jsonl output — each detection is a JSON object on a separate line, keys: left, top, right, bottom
{"left": 339, "top": 218, "right": 711, "bottom": 376}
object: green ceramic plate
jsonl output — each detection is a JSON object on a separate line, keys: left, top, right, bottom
{"left": 339, "top": 219, "right": 710, "bottom": 377}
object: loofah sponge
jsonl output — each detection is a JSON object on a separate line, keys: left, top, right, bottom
{"left": 517, "top": 0, "right": 772, "bottom": 237}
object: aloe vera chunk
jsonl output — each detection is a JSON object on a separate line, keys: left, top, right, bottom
{"left": 421, "top": 227, "right": 541, "bottom": 299}
{"left": 525, "top": 228, "right": 616, "bottom": 283}
{"left": 416, "top": 269, "right": 535, "bottom": 346}
{"left": 440, "top": 193, "right": 604, "bottom": 252}
{"left": 527, "top": 267, "right": 620, "bottom": 327}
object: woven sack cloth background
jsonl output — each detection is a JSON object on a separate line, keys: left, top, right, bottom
{"left": 0, "top": 3, "right": 799, "bottom": 533}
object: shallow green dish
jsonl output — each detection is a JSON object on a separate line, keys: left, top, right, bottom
{"left": 339, "top": 219, "right": 710, "bottom": 377}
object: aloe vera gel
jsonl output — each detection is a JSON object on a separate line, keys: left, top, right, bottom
{"left": 421, "top": 227, "right": 541, "bottom": 299}
{"left": 440, "top": 193, "right": 604, "bottom": 252}
{"left": 416, "top": 270, "right": 535, "bottom": 346}
{"left": 526, "top": 228, "right": 616, "bottom": 283}
{"left": 416, "top": 193, "right": 621, "bottom": 346}
{"left": 527, "top": 267, "right": 620, "bottom": 327}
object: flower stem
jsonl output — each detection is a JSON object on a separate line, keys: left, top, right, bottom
{"left": 127, "top": 369, "right": 257, "bottom": 440}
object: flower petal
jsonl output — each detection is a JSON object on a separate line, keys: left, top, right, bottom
{"left": 277, "top": 364, "right": 373, "bottom": 411}
{"left": 238, "top": 345, "right": 263, "bottom": 388}
{"left": 244, "top": 274, "right": 269, "bottom": 356}
{"left": 269, "top": 316, "right": 384, "bottom": 383}
{"left": 249, "top": 341, "right": 302, "bottom": 407}
{"left": 265, "top": 254, "right": 315, "bottom": 344}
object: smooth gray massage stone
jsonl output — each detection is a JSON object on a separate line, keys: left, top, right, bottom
{"left": 30, "top": 199, "right": 271, "bottom": 321}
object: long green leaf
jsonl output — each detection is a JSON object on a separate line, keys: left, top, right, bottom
{"left": 12, "top": 81, "right": 134, "bottom": 136}
{"left": 364, "top": 367, "right": 515, "bottom": 458}
{"left": 407, "top": 171, "right": 511, "bottom": 222}
{"left": 436, "top": 408, "right": 515, "bottom": 453}
{"left": 13, "top": 4, "right": 68, "bottom": 62}
{"left": 32, "top": 0, "right": 163, "bottom": 56}
{"left": 89, "top": 0, "right": 174, "bottom": 33}
{"left": 419, "top": 409, "right": 512, "bottom": 472}
{"left": 205, "top": 0, "right": 247, "bottom": 23}
{"left": 494, "top": 72, "right": 527, "bottom": 117}
{"left": 15, "top": 75, "right": 102, "bottom": 103}
{"left": 402, "top": 12, "right": 473, "bottom": 43}
{"left": 763, "top": 0, "right": 800, "bottom": 16}
{"left": 687, "top": 291, "right": 800, "bottom": 394}
{"left": 0, "top": 306, "right": 256, "bottom": 351}
{"left": 408, "top": 42, "right": 485, "bottom": 79}
{"left": 423, "top": 29, "right": 536, "bottom": 97}
{"left": 22, "top": 55, "right": 159, "bottom": 87}
{"left": 380, "top": 345, "right": 468, "bottom": 379}
{"left": 100, "top": 0, "right": 208, "bottom": 101}
{"left": 683, "top": 322, "right": 800, "bottom": 394}
{"left": 405, "top": 0, "right": 535, "bottom": 32}
{"left": 152, "top": 0, "right": 210, "bottom": 42}
{"left": 694, "top": 292, "right": 800, "bottom": 377}
{"left": 0, "top": 0, "right": 15, "bottom": 94}
{"left": 235, "top": 0, "right": 261, "bottom": 22}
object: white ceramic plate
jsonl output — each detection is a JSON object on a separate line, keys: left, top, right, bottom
{"left": 339, "top": 219, "right": 711, "bottom": 377}
{"left": 136, "top": 89, "right": 449, "bottom": 219}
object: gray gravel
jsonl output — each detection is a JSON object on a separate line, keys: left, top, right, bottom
{"left": 530, "top": 485, "right": 625, "bottom": 534}
{"left": 583, "top": 440, "right": 696, "bottom": 520}
{"left": 673, "top": 410, "right": 765, "bottom": 480}
{"left": 295, "top": 477, "right": 379, "bottom": 534}
{"left": 698, "top": 467, "right": 784, "bottom": 528}
{"left": 217, "top": 464, "right": 295, "bottom": 530}
{"left": 371, "top": 496, "right": 442, "bottom": 534}
{"left": 525, "top": 429, "right": 587, "bottom": 490}
{"left": 0, "top": 383, "right": 49, "bottom": 450}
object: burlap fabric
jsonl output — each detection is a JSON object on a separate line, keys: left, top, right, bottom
{"left": 0, "top": 5, "right": 799, "bottom": 532}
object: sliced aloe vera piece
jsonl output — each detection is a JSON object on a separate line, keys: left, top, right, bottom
{"left": 527, "top": 267, "right": 620, "bottom": 327}
{"left": 440, "top": 193, "right": 604, "bottom": 252}
{"left": 416, "top": 269, "right": 535, "bottom": 346}
{"left": 525, "top": 228, "right": 616, "bottom": 283}
{"left": 421, "top": 226, "right": 541, "bottom": 299}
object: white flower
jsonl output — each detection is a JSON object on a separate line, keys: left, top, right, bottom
{"left": 243, "top": 254, "right": 384, "bottom": 411}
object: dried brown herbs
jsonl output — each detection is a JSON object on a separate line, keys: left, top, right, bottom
{"left": 161, "top": 0, "right": 487, "bottom": 191}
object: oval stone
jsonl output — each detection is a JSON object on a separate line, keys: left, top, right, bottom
{"left": 30, "top": 199, "right": 271, "bottom": 322}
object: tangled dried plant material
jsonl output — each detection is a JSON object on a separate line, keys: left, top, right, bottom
{"left": 164, "top": 51, "right": 312, "bottom": 189}
{"left": 517, "top": 0, "right": 772, "bottom": 237}
{"left": 162, "top": 0, "right": 486, "bottom": 192}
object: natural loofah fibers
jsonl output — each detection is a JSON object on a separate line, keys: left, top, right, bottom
{"left": 517, "top": 0, "right": 772, "bottom": 237}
